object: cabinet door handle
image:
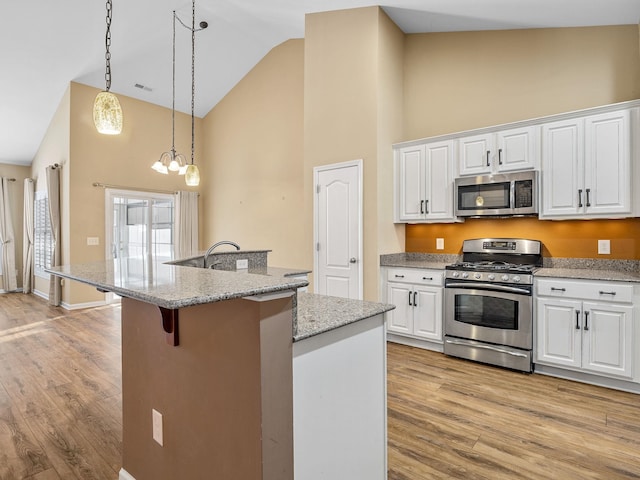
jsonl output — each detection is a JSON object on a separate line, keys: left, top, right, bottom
{"left": 584, "top": 311, "right": 589, "bottom": 331}
{"left": 498, "top": 148, "right": 503, "bottom": 165}
{"left": 575, "top": 310, "right": 581, "bottom": 330}
{"left": 422, "top": 277, "right": 433, "bottom": 281}
{"left": 425, "top": 200, "right": 429, "bottom": 214}
{"left": 413, "top": 291, "right": 417, "bottom": 307}
{"left": 599, "top": 290, "right": 617, "bottom": 296}
{"left": 420, "top": 200, "right": 425, "bottom": 214}
{"left": 578, "top": 189, "right": 583, "bottom": 208}
{"left": 586, "top": 188, "right": 591, "bottom": 207}
{"left": 408, "top": 291, "right": 413, "bottom": 306}
{"left": 394, "top": 274, "right": 405, "bottom": 278}
{"left": 551, "top": 287, "right": 566, "bottom": 292}
{"left": 486, "top": 150, "right": 491, "bottom": 167}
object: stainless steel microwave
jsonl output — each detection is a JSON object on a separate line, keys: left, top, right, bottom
{"left": 454, "top": 171, "right": 538, "bottom": 217}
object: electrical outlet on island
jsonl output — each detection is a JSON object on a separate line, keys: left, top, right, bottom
{"left": 436, "top": 238, "right": 445, "bottom": 250}
{"left": 236, "top": 259, "right": 249, "bottom": 269}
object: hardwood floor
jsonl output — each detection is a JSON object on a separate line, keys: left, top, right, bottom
{"left": 1, "top": 294, "right": 639, "bottom": 479}
{"left": 387, "top": 342, "right": 640, "bottom": 480}
{"left": 0, "top": 294, "right": 122, "bottom": 480}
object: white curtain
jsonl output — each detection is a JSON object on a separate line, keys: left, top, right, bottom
{"left": 175, "top": 191, "right": 199, "bottom": 259}
{"left": 46, "top": 165, "right": 61, "bottom": 306}
{"left": 23, "top": 178, "right": 34, "bottom": 294}
{"left": 0, "top": 178, "right": 17, "bottom": 291}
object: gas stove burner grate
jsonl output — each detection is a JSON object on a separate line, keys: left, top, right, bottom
{"left": 447, "top": 261, "right": 536, "bottom": 273}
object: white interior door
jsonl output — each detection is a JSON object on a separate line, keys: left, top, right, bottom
{"left": 314, "top": 160, "right": 362, "bottom": 300}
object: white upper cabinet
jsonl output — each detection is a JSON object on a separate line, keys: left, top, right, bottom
{"left": 395, "top": 140, "right": 456, "bottom": 223}
{"left": 458, "top": 126, "right": 537, "bottom": 176}
{"left": 541, "top": 109, "right": 632, "bottom": 219}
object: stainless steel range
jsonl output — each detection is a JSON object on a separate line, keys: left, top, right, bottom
{"left": 444, "top": 238, "right": 542, "bottom": 373}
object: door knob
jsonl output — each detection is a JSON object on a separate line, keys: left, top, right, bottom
{"left": 350, "top": 258, "right": 357, "bottom": 263}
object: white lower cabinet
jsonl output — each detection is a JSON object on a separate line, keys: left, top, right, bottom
{"left": 536, "top": 278, "right": 634, "bottom": 380}
{"left": 384, "top": 268, "right": 443, "bottom": 344}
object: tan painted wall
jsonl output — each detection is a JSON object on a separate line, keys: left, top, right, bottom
{"left": 305, "top": 7, "right": 405, "bottom": 301}
{"left": 201, "top": 40, "right": 305, "bottom": 269}
{"left": 376, "top": 12, "right": 406, "bottom": 257}
{"left": 62, "top": 82, "right": 204, "bottom": 305}
{"left": 403, "top": 25, "right": 640, "bottom": 140}
{"left": 31, "top": 86, "right": 71, "bottom": 297}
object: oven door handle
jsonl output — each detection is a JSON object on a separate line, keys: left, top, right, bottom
{"left": 445, "top": 338, "right": 529, "bottom": 358}
{"left": 445, "top": 282, "right": 531, "bottom": 295}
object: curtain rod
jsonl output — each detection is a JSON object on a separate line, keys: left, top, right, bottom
{"left": 92, "top": 182, "right": 199, "bottom": 196}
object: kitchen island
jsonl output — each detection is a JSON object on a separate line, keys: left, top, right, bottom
{"left": 48, "top": 258, "right": 393, "bottom": 480}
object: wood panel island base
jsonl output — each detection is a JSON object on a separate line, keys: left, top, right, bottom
{"left": 120, "top": 295, "right": 295, "bottom": 480}
{"left": 47, "top": 260, "right": 394, "bottom": 480}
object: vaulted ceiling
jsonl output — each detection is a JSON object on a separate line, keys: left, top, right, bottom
{"left": 2, "top": 0, "right": 639, "bottom": 165}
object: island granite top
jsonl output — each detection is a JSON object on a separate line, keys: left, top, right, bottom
{"left": 294, "top": 292, "right": 395, "bottom": 342}
{"left": 47, "top": 259, "right": 308, "bottom": 310}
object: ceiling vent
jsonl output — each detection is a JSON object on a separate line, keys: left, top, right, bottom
{"left": 134, "top": 83, "right": 153, "bottom": 92}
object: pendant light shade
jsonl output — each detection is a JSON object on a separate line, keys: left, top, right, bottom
{"left": 95, "top": 0, "right": 122, "bottom": 135}
{"left": 185, "top": 164, "right": 200, "bottom": 186}
{"left": 93, "top": 91, "right": 123, "bottom": 135}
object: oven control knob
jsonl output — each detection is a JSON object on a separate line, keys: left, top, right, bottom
{"left": 474, "top": 272, "right": 482, "bottom": 280}
{"left": 513, "top": 275, "right": 521, "bottom": 283}
{"left": 451, "top": 271, "right": 459, "bottom": 278}
{"left": 462, "top": 272, "right": 469, "bottom": 279}
{"left": 501, "top": 274, "right": 509, "bottom": 282}
{"left": 487, "top": 274, "right": 495, "bottom": 281}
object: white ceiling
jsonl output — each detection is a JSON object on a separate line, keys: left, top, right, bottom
{"left": 2, "top": 0, "right": 639, "bottom": 165}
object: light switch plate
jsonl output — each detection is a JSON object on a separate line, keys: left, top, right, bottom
{"left": 87, "top": 237, "right": 99, "bottom": 246}
{"left": 436, "top": 238, "right": 444, "bottom": 250}
{"left": 598, "top": 239, "right": 610, "bottom": 255}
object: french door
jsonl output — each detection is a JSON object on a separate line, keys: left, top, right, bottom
{"left": 105, "top": 189, "right": 175, "bottom": 301}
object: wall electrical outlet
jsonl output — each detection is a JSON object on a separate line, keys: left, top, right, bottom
{"left": 87, "top": 237, "right": 99, "bottom": 246}
{"left": 436, "top": 238, "right": 445, "bottom": 250}
{"left": 598, "top": 239, "right": 611, "bottom": 255}
{"left": 236, "top": 259, "right": 249, "bottom": 269}
{"left": 152, "top": 409, "right": 163, "bottom": 446}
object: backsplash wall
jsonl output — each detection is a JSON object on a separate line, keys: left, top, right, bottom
{"left": 405, "top": 218, "right": 640, "bottom": 260}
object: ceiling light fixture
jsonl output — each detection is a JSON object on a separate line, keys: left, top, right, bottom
{"left": 152, "top": 11, "right": 188, "bottom": 176}
{"left": 93, "top": 0, "right": 123, "bottom": 135}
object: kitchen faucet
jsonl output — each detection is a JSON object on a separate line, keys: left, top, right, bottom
{"left": 204, "top": 240, "right": 241, "bottom": 268}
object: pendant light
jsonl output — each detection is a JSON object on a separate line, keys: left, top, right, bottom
{"left": 184, "top": 0, "right": 200, "bottom": 187}
{"left": 152, "top": 11, "right": 187, "bottom": 176}
{"left": 93, "top": 0, "right": 123, "bottom": 135}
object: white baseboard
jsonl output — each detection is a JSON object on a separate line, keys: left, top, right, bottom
{"left": 119, "top": 468, "right": 136, "bottom": 480}
{"left": 60, "top": 300, "right": 108, "bottom": 311}
{"left": 31, "top": 289, "right": 108, "bottom": 311}
{"left": 33, "top": 289, "right": 49, "bottom": 300}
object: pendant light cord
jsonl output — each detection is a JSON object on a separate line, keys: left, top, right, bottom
{"left": 172, "top": 11, "right": 177, "bottom": 152}
{"left": 104, "top": 0, "right": 113, "bottom": 92}
{"left": 191, "top": 0, "right": 195, "bottom": 166}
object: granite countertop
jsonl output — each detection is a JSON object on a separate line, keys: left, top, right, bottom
{"left": 47, "top": 258, "right": 308, "bottom": 310}
{"left": 294, "top": 292, "right": 395, "bottom": 342}
{"left": 380, "top": 253, "right": 458, "bottom": 270}
{"left": 535, "top": 268, "right": 640, "bottom": 283}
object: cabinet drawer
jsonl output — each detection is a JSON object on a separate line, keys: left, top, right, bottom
{"left": 386, "top": 268, "right": 443, "bottom": 286}
{"left": 536, "top": 278, "right": 633, "bottom": 303}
